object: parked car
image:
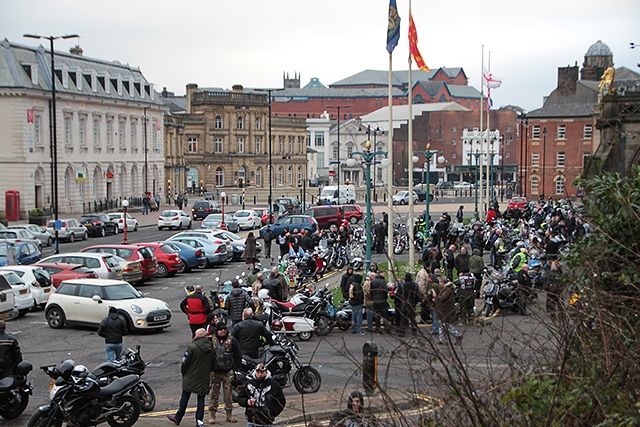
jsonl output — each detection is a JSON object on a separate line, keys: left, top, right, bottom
{"left": 0, "top": 273, "right": 18, "bottom": 321}
{"left": 112, "top": 255, "right": 143, "bottom": 284}
{"left": 392, "top": 191, "right": 419, "bottom": 205}
{"left": 46, "top": 218, "right": 88, "bottom": 243}
{"left": 0, "top": 229, "right": 43, "bottom": 252}
{"left": 234, "top": 210, "right": 262, "bottom": 230}
{"left": 160, "top": 241, "right": 208, "bottom": 273}
{"left": 78, "top": 213, "right": 119, "bottom": 237}
{"left": 39, "top": 252, "right": 123, "bottom": 280}
{"left": 0, "top": 241, "right": 41, "bottom": 266}
{"left": 252, "top": 207, "right": 274, "bottom": 225}
{"left": 80, "top": 245, "right": 157, "bottom": 282}
{"left": 200, "top": 214, "right": 239, "bottom": 233}
{"left": 0, "top": 265, "right": 53, "bottom": 309}
{"left": 107, "top": 212, "right": 139, "bottom": 232}
{"left": 209, "top": 230, "right": 262, "bottom": 261}
{"left": 37, "top": 262, "right": 99, "bottom": 288}
{"left": 274, "top": 197, "right": 301, "bottom": 214}
{"left": 166, "top": 236, "right": 228, "bottom": 267}
{"left": 0, "top": 271, "right": 32, "bottom": 316}
{"left": 157, "top": 210, "right": 192, "bottom": 230}
{"left": 509, "top": 196, "right": 528, "bottom": 210}
{"left": 453, "top": 182, "right": 473, "bottom": 190}
{"left": 303, "top": 206, "right": 343, "bottom": 230}
{"left": 44, "top": 279, "right": 172, "bottom": 331}
{"left": 338, "top": 204, "right": 364, "bottom": 224}
{"left": 259, "top": 215, "right": 318, "bottom": 238}
{"left": 436, "top": 181, "right": 454, "bottom": 190}
{"left": 191, "top": 200, "right": 221, "bottom": 220}
{"left": 136, "top": 242, "right": 182, "bottom": 278}
{"left": 9, "top": 224, "right": 54, "bottom": 247}
{"left": 413, "top": 188, "right": 434, "bottom": 202}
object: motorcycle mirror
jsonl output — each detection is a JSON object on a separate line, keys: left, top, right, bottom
{"left": 235, "top": 275, "right": 240, "bottom": 280}
{"left": 215, "top": 277, "right": 220, "bottom": 282}
{"left": 241, "top": 272, "right": 246, "bottom": 277}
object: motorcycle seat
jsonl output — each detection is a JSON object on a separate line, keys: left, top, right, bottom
{"left": 242, "top": 355, "right": 264, "bottom": 366}
{"left": 0, "top": 377, "right": 15, "bottom": 390}
{"left": 98, "top": 374, "right": 139, "bottom": 398}
{"left": 274, "top": 300, "right": 297, "bottom": 310}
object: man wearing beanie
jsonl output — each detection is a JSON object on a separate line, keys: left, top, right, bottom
{"left": 97, "top": 306, "right": 128, "bottom": 362}
{"left": 396, "top": 272, "right": 419, "bottom": 337}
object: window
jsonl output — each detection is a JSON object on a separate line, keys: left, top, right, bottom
{"left": 34, "top": 114, "right": 42, "bottom": 146}
{"left": 298, "top": 136, "right": 303, "bottom": 154}
{"left": 531, "top": 152, "right": 540, "bottom": 167}
{"left": 188, "top": 137, "right": 198, "bottom": 153}
{"left": 118, "top": 120, "right": 125, "bottom": 147}
{"left": 93, "top": 117, "right": 100, "bottom": 146}
{"left": 506, "top": 152, "right": 511, "bottom": 159}
{"left": 78, "top": 180, "right": 84, "bottom": 199}
{"left": 256, "top": 167, "right": 262, "bottom": 187}
{"left": 278, "top": 167, "right": 283, "bottom": 186}
{"left": 288, "top": 166, "right": 293, "bottom": 186}
{"left": 347, "top": 145, "right": 353, "bottom": 157}
{"left": 288, "top": 137, "right": 294, "bottom": 154}
{"left": 315, "top": 132, "right": 324, "bottom": 147}
{"left": 557, "top": 124, "right": 566, "bottom": 140}
{"left": 530, "top": 177, "right": 540, "bottom": 195}
{"left": 583, "top": 124, "right": 593, "bottom": 139}
{"left": 555, "top": 177, "right": 565, "bottom": 195}
{"left": 556, "top": 151, "right": 565, "bottom": 167}
{"left": 451, "top": 139, "right": 456, "bottom": 145}
{"left": 532, "top": 125, "right": 541, "bottom": 140}
{"left": 451, "top": 152, "right": 457, "bottom": 158}
{"left": 215, "top": 167, "right": 224, "bottom": 187}
{"left": 214, "top": 137, "right": 223, "bottom": 153}
{"left": 130, "top": 120, "right": 137, "bottom": 148}
{"left": 215, "top": 116, "right": 223, "bottom": 129}
{"left": 279, "top": 137, "right": 284, "bottom": 153}
{"left": 297, "top": 166, "right": 302, "bottom": 185}
{"left": 238, "top": 137, "right": 245, "bottom": 153}
{"left": 79, "top": 116, "right": 86, "bottom": 146}
{"left": 306, "top": 131, "right": 311, "bottom": 146}
{"left": 237, "top": 116, "right": 244, "bottom": 130}
{"left": 333, "top": 147, "right": 338, "bottom": 160}
{"left": 255, "top": 117, "right": 261, "bottom": 130}
{"left": 452, "top": 126, "right": 457, "bottom": 132}
{"left": 255, "top": 137, "right": 261, "bottom": 154}
{"left": 64, "top": 115, "right": 72, "bottom": 146}
{"left": 106, "top": 119, "right": 113, "bottom": 146}
{"left": 583, "top": 152, "right": 590, "bottom": 167}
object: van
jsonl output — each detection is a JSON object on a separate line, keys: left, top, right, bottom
{"left": 317, "top": 185, "right": 356, "bottom": 205}
{"left": 303, "top": 206, "right": 343, "bottom": 230}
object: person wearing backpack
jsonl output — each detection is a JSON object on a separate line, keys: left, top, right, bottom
{"left": 208, "top": 322, "right": 242, "bottom": 424}
{"left": 278, "top": 228, "right": 290, "bottom": 258}
{"left": 395, "top": 272, "right": 419, "bottom": 337}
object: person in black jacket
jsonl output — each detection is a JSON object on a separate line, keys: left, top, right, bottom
{"left": 298, "top": 229, "right": 315, "bottom": 252}
{"left": 262, "top": 271, "right": 283, "bottom": 302}
{"left": 349, "top": 274, "right": 364, "bottom": 335}
{"left": 225, "top": 280, "right": 255, "bottom": 327}
{"left": 340, "top": 266, "right": 354, "bottom": 298}
{"left": 330, "top": 391, "right": 381, "bottom": 427}
{"left": 237, "top": 363, "right": 286, "bottom": 426}
{"left": 0, "top": 320, "right": 22, "bottom": 379}
{"left": 97, "top": 306, "right": 128, "bottom": 362}
{"left": 396, "top": 273, "right": 419, "bottom": 337}
{"left": 369, "top": 271, "right": 390, "bottom": 334}
{"left": 262, "top": 225, "right": 275, "bottom": 259}
{"left": 231, "top": 308, "right": 275, "bottom": 359}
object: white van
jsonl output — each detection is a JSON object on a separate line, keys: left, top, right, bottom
{"left": 318, "top": 185, "right": 356, "bottom": 205}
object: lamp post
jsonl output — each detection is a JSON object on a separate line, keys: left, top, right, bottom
{"left": 358, "top": 123, "right": 383, "bottom": 201}
{"left": 541, "top": 126, "right": 548, "bottom": 199}
{"left": 121, "top": 199, "right": 129, "bottom": 244}
{"left": 24, "top": 33, "right": 78, "bottom": 254}
{"left": 523, "top": 117, "right": 529, "bottom": 198}
{"left": 414, "top": 144, "right": 444, "bottom": 245}
{"left": 220, "top": 191, "right": 227, "bottom": 230}
{"left": 346, "top": 141, "right": 388, "bottom": 272}
{"left": 488, "top": 150, "right": 498, "bottom": 204}
{"left": 326, "top": 105, "right": 351, "bottom": 203}
{"left": 143, "top": 107, "right": 148, "bottom": 196}
{"left": 472, "top": 150, "right": 483, "bottom": 220}
{"left": 256, "top": 88, "right": 284, "bottom": 224}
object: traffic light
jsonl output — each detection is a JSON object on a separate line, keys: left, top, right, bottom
{"left": 167, "top": 179, "right": 171, "bottom": 195}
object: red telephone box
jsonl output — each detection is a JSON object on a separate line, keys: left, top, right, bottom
{"left": 5, "top": 190, "right": 20, "bottom": 221}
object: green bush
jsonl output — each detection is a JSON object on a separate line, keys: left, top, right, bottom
{"left": 29, "top": 208, "right": 46, "bottom": 216}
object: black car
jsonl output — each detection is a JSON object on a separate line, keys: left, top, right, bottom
{"left": 191, "top": 200, "right": 222, "bottom": 220}
{"left": 413, "top": 188, "right": 434, "bottom": 203}
{"left": 274, "top": 197, "right": 301, "bottom": 215}
{"left": 78, "top": 213, "right": 119, "bottom": 237}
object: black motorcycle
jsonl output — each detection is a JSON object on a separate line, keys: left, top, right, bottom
{"left": 0, "top": 361, "right": 33, "bottom": 419}
{"left": 235, "top": 334, "right": 321, "bottom": 395}
{"left": 91, "top": 345, "right": 155, "bottom": 411}
{"left": 28, "top": 361, "right": 140, "bottom": 427}
{"left": 482, "top": 271, "right": 520, "bottom": 317}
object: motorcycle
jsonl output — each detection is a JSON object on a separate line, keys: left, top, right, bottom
{"left": 258, "top": 292, "right": 316, "bottom": 341}
{"left": 0, "top": 361, "right": 33, "bottom": 419}
{"left": 393, "top": 223, "right": 408, "bottom": 255}
{"left": 280, "top": 284, "right": 336, "bottom": 336}
{"left": 482, "top": 269, "right": 520, "bottom": 317}
{"left": 235, "top": 334, "right": 321, "bottom": 395}
{"left": 91, "top": 345, "right": 155, "bottom": 411}
{"left": 29, "top": 360, "right": 140, "bottom": 427}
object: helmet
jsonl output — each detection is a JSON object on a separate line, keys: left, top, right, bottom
{"left": 516, "top": 241, "right": 524, "bottom": 248}
{"left": 16, "top": 361, "right": 33, "bottom": 376}
{"left": 257, "top": 289, "right": 270, "bottom": 300}
{"left": 58, "top": 360, "right": 75, "bottom": 381}
{"left": 71, "top": 364, "right": 89, "bottom": 384}
{"left": 271, "top": 319, "right": 283, "bottom": 331}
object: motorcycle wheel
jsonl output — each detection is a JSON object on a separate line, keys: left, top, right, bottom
{"left": 394, "top": 243, "right": 405, "bottom": 255}
{"left": 27, "top": 409, "right": 63, "bottom": 427}
{"left": 0, "top": 392, "right": 29, "bottom": 419}
{"left": 133, "top": 381, "right": 156, "bottom": 412}
{"left": 315, "top": 314, "right": 334, "bottom": 336}
{"left": 337, "top": 319, "right": 351, "bottom": 331}
{"left": 350, "top": 259, "right": 363, "bottom": 270}
{"left": 484, "top": 302, "right": 494, "bottom": 318}
{"left": 335, "top": 257, "right": 346, "bottom": 270}
{"left": 107, "top": 394, "right": 140, "bottom": 427}
{"left": 293, "top": 366, "right": 322, "bottom": 394}
{"left": 298, "top": 331, "right": 312, "bottom": 341}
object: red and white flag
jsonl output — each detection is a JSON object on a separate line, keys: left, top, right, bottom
{"left": 483, "top": 67, "right": 502, "bottom": 89}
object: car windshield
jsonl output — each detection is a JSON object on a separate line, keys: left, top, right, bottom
{"left": 107, "top": 214, "right": 120, "bottom": 220}
{"left": 80, "top": 216, "right": 99, "bottom": 222}
{"left": 161, "top": 211, "right": 179, "bottom": 217}
{"left": 235, "top": 212, "right": 250, "bottom": 217}
{"left": 102, "top": 283, "right": 142, "bottom": 300}
{"left": 205, "top": 214, "right": 222, "bottom": 221}
{"left": 0, "top": 231, "right": 18, "bottom": 239}
{"left": 221, "top": 231, "right": 241, "bottom": 240}
{"left": 1, "top": 273, "right": 24, "bottom": 286}
{"left": 104, "top": 256, "right": 120, "bottom": 268}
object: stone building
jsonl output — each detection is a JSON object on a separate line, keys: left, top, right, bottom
{"left": 0, "top": 38, "right": 164, "bottom": 216}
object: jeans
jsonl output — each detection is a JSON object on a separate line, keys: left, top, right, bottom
{"left": 175, "top": 390, "right": 205, "bottom": 423}
{"left": 105, "top": 343, "right": 123, "bottom": 362}
{"left": 142, "top": 204, "right": 149, "bottom": 215}
{"left": 430, "top": 309, "right": 439, "bottom": 333}
{"left": 365, "top": 305, "right": 374, "bottom": 331}
{"left": 351, "top": 305, "right": 363, "bottom": 333}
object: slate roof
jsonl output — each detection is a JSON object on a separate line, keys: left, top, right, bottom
{"left": 271, "top": 86, "right": 406, "bottom": 100}
{"left": 330, "top": 67, "right": 465, "bottom": 87}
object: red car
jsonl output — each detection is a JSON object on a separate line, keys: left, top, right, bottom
{"left": 36, "top": 262, "right": 99, "bottom": 288}
{"left": 338, "top": 204, "right": 364, "bottom": 224}
{"left": 253, "top": 207, "right": 275, "bottom": 225}
{"left": 508, "top": 197, "right": 528, "bottom": 210}
{"left": 136, "top": 242, "right": 182, "bottom": 278}
{"left": 81, "top": 244, "right": 158, "bottom": 282}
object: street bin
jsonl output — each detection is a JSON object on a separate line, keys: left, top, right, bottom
{"left": 231, "top": 194, "right": 239, "bottom": 205}
{"left": 362, "top": 341, "right": 378, "bottom": 394}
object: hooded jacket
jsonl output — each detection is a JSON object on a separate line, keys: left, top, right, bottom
{"left": 348, "top": 274, "right": 364, "bottom": 306}
{"left": 97, "top": 311, "right": 128, "bottom": 344}
{"left": 436, "top": 283, "right": 457, "bottom": 324}
{"left": 237, "top": 369, "right": 286, "bottom": 425}
{"left": 226, "top": 287, "right": 254, "bottom": 322}
{"left": 468, "top": 248, "right": 486, "bottom": 275}
{"left": 181, "top": 335, "right": 214, "bottom": 395}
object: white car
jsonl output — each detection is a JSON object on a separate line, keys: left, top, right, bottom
{"left": 107, "top": 212, "right": 139, "bottom": 232}
{"left": 392, "top": 190, "right": 419, "bottom": 205}
{"left": 0, "top": 271, "right": 32, "bottom": 316}
{"left": 0, "top": 274, "right": 18, "bottom": 321}
{"left": 234, "top": 210, "right": 262, "bottom": 230}
{"left": 39, "top": 252, "right": 123, "bottom": 280}
{"left": 45, "top": 279, "right": 172, "bottom": 331}
{"left": 158, "top": 210, "right": 192, "bottom": 230}
{"left": 453, "top": 182, "right": 473, "bottom": 190}
{"left": 0, "top": 265, "right": 54, "bottom": 308}
{"left": 9, "top": 224, "right": 54, "bottom": 247}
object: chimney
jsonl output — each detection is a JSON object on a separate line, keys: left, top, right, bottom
{"left": 232, "top": 84, "right": 243, "bottom": 92}
{"left": 557, "top": 65, "right": 578, "bottom": 96}
{"left": 185, "top": 83, "right": 198, "bottom": 114}
{"left": 69, "top": 45, "right": 83, "bottom": 56}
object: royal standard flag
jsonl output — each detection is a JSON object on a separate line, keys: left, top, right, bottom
{"left": 409, "top": 11, "right": 429, "bottom": 71}
{"left": 387, "top": 0, "right": 401, "bottom": 54}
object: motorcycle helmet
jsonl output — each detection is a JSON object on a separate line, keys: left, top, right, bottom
{"left": 16, "top": 361, "right": 33, "bottom": 376}
{"left": 271, "top": 319, "right": 283, "bottom": 331}
{"left": 516, "top": 241, "right": 524, "bottom": 248}
{"left": 71, "top": 364, "right": 89, "bottom": 385}
{"left": 58, "top": 359, "right": 75, "bottom": 381}
{"left": 258, "top": 289, "right": 270, "bottom": 300}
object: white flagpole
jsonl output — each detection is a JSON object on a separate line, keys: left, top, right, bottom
{"left": 387, "top": 51, "right": 395, "bottom": 282}
{"left": 486, "top": 51, "right": 492, "bottom": 212}
{"left": 479, "top": 45, "right": 484, "bottom": 220}
{"left": 407, "top": 0, "right": 416, "bottom": 272}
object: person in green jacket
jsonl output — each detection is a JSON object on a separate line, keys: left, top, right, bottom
{"left": 468, "top": 248, "right": 486, "bottom": 298}
{"left": 167, "top": 328, "right": 214, "bottom": 427}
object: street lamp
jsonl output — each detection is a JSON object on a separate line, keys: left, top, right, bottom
{"left": 542, "top": 126, "right": 548, "bottom": 199}
{"left": 220, "top": 192, "right": 227, "bottom": 230}
{"left": 488, "top": 150, "right": 498, "bottom": 204}
{"left": 143, "top": 107, "right": 148, "bottom": 196}
{"left": 346, "top": 141, "right": 388, "bottom": 272}
{"left": 121, "top": 199, "right": 129, "bottom": 244}
{"left": 24, "top": 33, "right": 79, "bottom": 254}
{"left": 415, "top": 144, "right": 444, "bottom": 245}
{"left": 326, "top": 105, "right": 351, "bottom": 203}
{"left": 358, "top": 122, "right": 384, "bottom": 201}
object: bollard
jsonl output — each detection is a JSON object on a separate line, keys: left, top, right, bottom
{"left": 362, "top": 341, "right": 378, "bottom": 394}
{"left": 254, "top": 195, "right": 257, "bottom": 204}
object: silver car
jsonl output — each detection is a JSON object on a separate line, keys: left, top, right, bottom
{"left": 45, "top": 219, "right": 88, "bottom": 243}
{"left": 9, "top": 224, "right": 54, "bottom": 247}
{"left": 0, "top": 229, "right": 43, "bottom": 251}
{"left": 200, "top": 214, "right": 239, "bottom": 232}
{"left": 39, "top": 252, "right": 123, "bottom": 280}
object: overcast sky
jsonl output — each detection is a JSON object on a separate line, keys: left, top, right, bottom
{"left": 2, "top": 0, "right": 638, "bottom": 111}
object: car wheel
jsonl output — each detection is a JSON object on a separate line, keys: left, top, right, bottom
{"left": 177, "top": 260, "right": 187, "bottom": 274}
{"left": 82, "top": 232, "right": 88, "bottom": 240}
{"left": 46, "top": 306, "right": 65, "bottom": 329}
{"left": 100, "top": 227, "right": 106, "bottom": 237}
{"left": 158, "top": 226, "right": 163, "bottom": 231}
{"left": 156, "top": 263, "right": 169, "bottom": 278}
{"left": 68, "top": 233, "right": 75, "bottom": 243}
{"left": 134, "top": 223, "right": 138, "bottom": 232}
{"left": 187, "top": 221, "right": 192, "bottom": 230}
{"left": 38, "top": 243, "right": 43, "bottom": 252}
{"left": 114, "top": 226, "right": 119, "bottom": 235}
{"left": 47, "top": 237, "right": 53, "bottom": 246}
{"left": 177, "top": 222, "right": 182, "bottom": 230}
{"left": 349, "top": 216, "right": 358, "bottom": 224}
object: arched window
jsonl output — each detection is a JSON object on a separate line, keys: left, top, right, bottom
{"left": 287, "top": 166, "right": 293, "bottom": 186}
{"left": 256, "top": 167, "right": 262, "bottom": 187}
{"left": 255, "top": 117, "right": 261, "bottom": 130}
{"left": 216, "top": 167, "right": 224, "bottom": 187}
{"left": 64, "top": 167, "right": 74, "bottom": 200}
{"left": 214, "top": 116, "right": 223, "bottom": 129}
{"left": 297, "top": 166, "right": 303, "bottom": 185}
{"left": 278, "top": 167, "right": 283, "bottom": 186}
{"left": 237, "top": 116, "right": 244, "bottom": 130}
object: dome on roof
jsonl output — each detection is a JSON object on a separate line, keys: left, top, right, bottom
{"left": 303, "top": 77, "right": 326, "bottom": 89}
{"left": 585, "top": 40, "right": 612, "bottom": 57}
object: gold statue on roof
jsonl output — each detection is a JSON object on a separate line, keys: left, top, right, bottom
{"left": 598, "top": 66, "right": 616, "bottom": 101}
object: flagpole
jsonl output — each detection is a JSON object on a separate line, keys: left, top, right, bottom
{"left": 387, "top": 52, "right": 395, "bottom": 282}
{"left": 478, "top": 45, "right": 484, "bottom": 220}
{"left": 407, "top": 0, "right": 416, "bottom": 272}
{"left": 486, "top": 51, "right": 492, "bottom": 210}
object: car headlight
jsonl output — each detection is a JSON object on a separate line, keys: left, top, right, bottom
{"left": 164, "top": 302, "right": 170, "bottom": 310}
{"left": 238, "top": 245, "right": 245, "bottom": 250}
{"left": 130, "top": 304, "right": 143, "bottom": 314}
